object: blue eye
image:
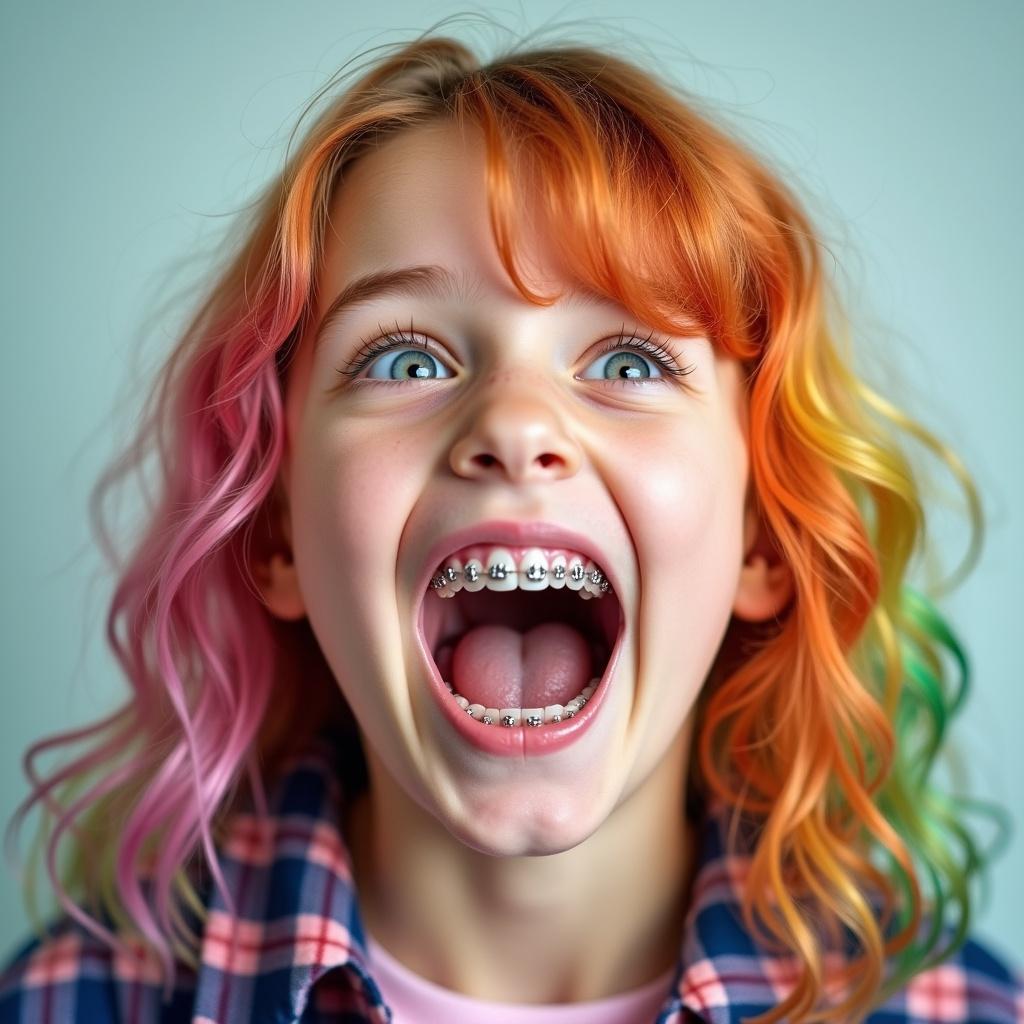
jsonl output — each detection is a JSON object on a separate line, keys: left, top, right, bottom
{"left": 578, "top": 332, "right": 696, "bottom": 383}
{"left": 581, "top": 347, "right": 660, "bottom": 381}
{"left": 338, "top": 328, "right": 453, "bottom": 381}
{"left": 364, "top": 345, "right": 452, "bottom": 381}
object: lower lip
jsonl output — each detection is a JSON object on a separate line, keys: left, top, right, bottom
{"left": 416, "top": 608, "right": 624, "bottom": 758}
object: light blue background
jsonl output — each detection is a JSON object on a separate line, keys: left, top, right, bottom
{"left": 2, "top": 1, "right": 1021, "bottom": 969}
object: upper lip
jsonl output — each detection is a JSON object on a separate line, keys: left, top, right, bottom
{"left": 415, "top": 518, "right": 621, "bottom": 598}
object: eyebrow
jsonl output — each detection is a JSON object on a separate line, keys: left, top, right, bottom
{"left": 311, "top": 263, "right": 623, "bottom": 349}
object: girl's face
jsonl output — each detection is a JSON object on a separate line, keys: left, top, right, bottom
{"left": 272, "top": 120, "right": 768, "bottom": 856}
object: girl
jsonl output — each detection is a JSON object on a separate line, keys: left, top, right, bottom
{"left": 1, "top": 23, "right": 1021, "bottom": 1024}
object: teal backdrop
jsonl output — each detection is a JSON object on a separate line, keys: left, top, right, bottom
{"left": 1, "top": 0, "right": 1020, "bottom": 968}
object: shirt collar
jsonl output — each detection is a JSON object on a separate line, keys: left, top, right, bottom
{"left": 191, "top": 730, "right": 785, "bottom": 1024}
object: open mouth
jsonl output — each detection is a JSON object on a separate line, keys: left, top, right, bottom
{"left": 419, "top": 567, "right": 623, "bottom": 727}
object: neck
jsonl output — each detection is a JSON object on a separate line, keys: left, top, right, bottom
{"left": 344, "top": 723, "right": 697, "bottom": 1005}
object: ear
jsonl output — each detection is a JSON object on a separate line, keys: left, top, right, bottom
{"left": 732, "top": 494, "right": 794, "bottom": 623}
{"left": 250, "top": 479, "right": 307, "bottom": 621}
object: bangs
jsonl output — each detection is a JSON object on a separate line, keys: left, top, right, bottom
{"left": 448, "top": 59, "right": 764, "bottom": 360}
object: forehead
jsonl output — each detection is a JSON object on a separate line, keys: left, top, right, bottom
{"left": 320, "top": 120, "right": 566, "bottom": 303}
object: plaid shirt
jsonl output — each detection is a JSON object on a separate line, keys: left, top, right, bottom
{"left": 1, "top": 731, "right": 1021, "bottom": 1023}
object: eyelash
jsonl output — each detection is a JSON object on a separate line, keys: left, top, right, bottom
{"left": 335, "top": 319, "right": 697, "bottom": 385}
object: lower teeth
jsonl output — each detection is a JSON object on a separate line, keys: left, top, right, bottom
{"left": 446, "top": 680, "right": 600, "bottom": 726}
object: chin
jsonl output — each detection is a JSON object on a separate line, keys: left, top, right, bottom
{"left": 434, "top": 780, "right": 611, "bottom": 858}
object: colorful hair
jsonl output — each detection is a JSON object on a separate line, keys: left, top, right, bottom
{"left": 5, "top": 21, "right": 1009, "bottom": 1023}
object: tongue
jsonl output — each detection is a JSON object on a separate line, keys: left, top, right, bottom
{"left": 443, "top": 623, "right": 593, "bottom": 710}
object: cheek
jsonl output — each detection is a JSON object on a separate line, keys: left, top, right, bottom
{"left": 288, "top": 420, "right": 426, "bottom": 667}
{"left": 612, "top": 415, "right": 744, "bottom": 543}
{"left": 611, "top": 416, "right": 746, "bottom": 680}
{"left": 297, "top": 419, "right": 422, "bottom": 534}
{"left": 334, "top": 433, "right": 411, "bottom": 535}
{"left": 638, "top": 447, "right": 744, "bottom": 593}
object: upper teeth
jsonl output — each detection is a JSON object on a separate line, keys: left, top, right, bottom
{"left": 429, "top": 545, "right": 611, "bottom": 600}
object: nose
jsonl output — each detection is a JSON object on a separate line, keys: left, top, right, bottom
{"left": 449, "top": 370, "right": 582, "bottom": 484}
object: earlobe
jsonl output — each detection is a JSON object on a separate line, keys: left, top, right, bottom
{"left": 732, "top": 500, "right": 794, "bottom": 623}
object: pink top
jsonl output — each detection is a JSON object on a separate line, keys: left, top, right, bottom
{"left": 365, "top": 932, "right": 677, "bottom": 1024}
